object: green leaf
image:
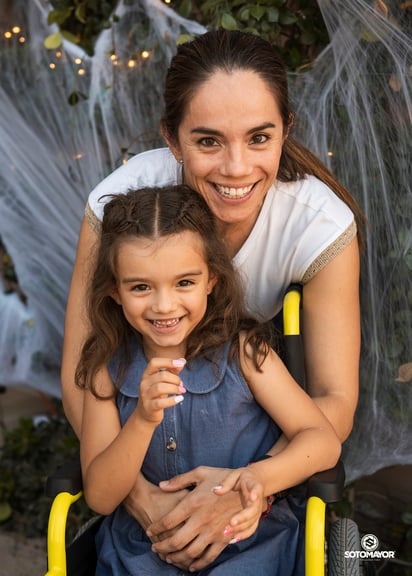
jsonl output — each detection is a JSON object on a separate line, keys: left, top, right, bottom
{"left": 0, "top": 501, "right": 12, "bottom": 523}
{"left": 279, "top": 12, "right": 298, "bottom": 26}
{"left": 43, "top": 32, "right": 63, "bottom": 50}
{"left": 176, "top": 33, "right": 194, "bottom": 45}
{"left": 267, "top": 7, "right": 279, "bottom": 22}
{"left": 221, "top": 13, "right": 238, "bottom": 30}
{"left": 61, "top": 30, "right": 81, "bottom": 45}
{"left": 249, "top": 5, "right": 265, "bottom": 21}
{"left": 47, "top": 8, "right": 72, "bottom": 26}
{"left": 75, "top": 4, "right": 87, "bottom": 24}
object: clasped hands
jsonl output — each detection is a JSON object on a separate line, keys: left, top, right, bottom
{"left": 124, "top": 465, "right": 266, "bottom": 572}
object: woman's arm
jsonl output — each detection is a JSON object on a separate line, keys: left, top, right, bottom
{"left": 61, "top": 217, "right": 98, "bottom": 437}
{"left": 302, "top": 237, "right": 361, "bottom": 441}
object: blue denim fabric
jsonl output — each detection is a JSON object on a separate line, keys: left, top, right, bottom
{"left": 96, "top": 340, "right": 304, "bottom": 575}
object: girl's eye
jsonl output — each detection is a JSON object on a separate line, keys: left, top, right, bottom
{"left": 132, "top": 284, "right": 150, "bottom": 292}
{"left": 250, "top": 133, "right": 269, "bottom": 145}
{"left": 178, "top": 279, "right": 194, "bottom": 287}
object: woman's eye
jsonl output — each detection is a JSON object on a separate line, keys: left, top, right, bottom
{"left": 250, "top": 133, "right": 269, "bottom": 145}
{"left": 199, "top": 137, "right": 218, "bottom": 147}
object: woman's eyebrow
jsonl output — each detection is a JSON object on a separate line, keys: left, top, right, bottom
{"left": 191, "top": 122, "right": 276, "bottom": 137}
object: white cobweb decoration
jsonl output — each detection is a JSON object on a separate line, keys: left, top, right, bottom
{"left": 0, "top": 0, "right": 410, "bottom": 480}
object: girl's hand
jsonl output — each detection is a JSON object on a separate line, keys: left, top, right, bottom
{"left": 213, "top": 467, "right": 265, "bottom": 542}
{"left": 137, "top": 357, "right": 186, "bottom": 425}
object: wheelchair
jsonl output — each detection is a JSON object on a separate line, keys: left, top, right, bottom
{"left": 45, "top": 284, "right": 360, "bottom": 576}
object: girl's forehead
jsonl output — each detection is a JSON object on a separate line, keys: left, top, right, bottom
{"left": 117, "top": 231, "right": 207, "bottom": 259}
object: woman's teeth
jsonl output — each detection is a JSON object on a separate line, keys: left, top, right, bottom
{"left": 215, "top": 184, "right": 253, "bottom": 199}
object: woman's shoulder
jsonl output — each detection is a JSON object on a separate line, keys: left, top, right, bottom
{"left": 87, "top": 148, "right": 181, "bottom": 223}
{"left": 274, "top": 175, "right": 354, "bottom": 221}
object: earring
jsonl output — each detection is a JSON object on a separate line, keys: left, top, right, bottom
{"left": 177, "top": 159, "right": 184, "bottom": 165}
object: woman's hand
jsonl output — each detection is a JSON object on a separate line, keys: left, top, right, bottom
{"left": 123, "top": 474, "right": 190, "bottom": 539}
{"left": 147, "top": 466, "right": 263, "bottom": 572}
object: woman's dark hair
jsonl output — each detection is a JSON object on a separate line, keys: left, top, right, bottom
{"left": 76, "top": 185, "right": 273, "bottom": 396}
{"left": 161, "top": 29, "right": 366, "bottom": 247}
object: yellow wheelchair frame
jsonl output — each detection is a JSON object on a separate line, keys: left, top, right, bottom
{"left": 45, "top": 284, "right": 345, "bottom": 576}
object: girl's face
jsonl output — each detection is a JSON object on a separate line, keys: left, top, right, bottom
{"left": 164, "top": 69, "right": 286, "bottom": 244}
{"left": 111, "top": 231, "right": 216, "bottom": 359}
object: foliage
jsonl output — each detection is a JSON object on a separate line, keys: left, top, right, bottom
{"left": 45, "top": 0, "right": 119, "bottom": 56}
{"left": 0, "top": 403, "right": 92, "bottom": 538}
{"left": 174, "top": 0, "right": 329, "bottom": 70}
{"left": 43, "top": 0, "right": 329, "bottom": 70}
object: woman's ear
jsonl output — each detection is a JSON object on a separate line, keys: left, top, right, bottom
{"left": 160, "top": 122, "right": 183, "bottom": 164}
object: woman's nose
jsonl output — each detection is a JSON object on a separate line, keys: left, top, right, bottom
{"left": 221, "top": 144, "right": 253, "bottom": 177}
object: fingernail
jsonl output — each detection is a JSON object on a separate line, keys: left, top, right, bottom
{"left": 212, "top": 485, "right": 222, "bottom": 492}
{"left": 172, "top": 358, "right": 186, "bottom": 367}
{"left": 229, "top": 537, "right": 240, "bottom": 545}
{"left": 223, "top": 526, "right": 233, "bottom": 536}
{"left": 178, "top": 383, "right": 186, "bottom": 393}
{"left": 174, "top": 394, "right": 184, "bottom": 404}
{"left": 159, "top": 480, "right": 169, "bottom": 487}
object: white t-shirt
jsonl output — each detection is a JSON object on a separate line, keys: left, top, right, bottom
{"left": 87, "top": 147, "right": 356, "bottom": 321}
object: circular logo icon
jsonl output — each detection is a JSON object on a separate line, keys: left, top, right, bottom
{"left": 361, "top": 534, "right": 379, "bottom": 552}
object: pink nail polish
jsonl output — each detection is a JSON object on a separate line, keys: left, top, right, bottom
{"left": 229, "top": 537, "right": 240, "bottom": 545}
{"left": 223, "top": 526, "right": 233, "bottom": 537}
{"left": 178, "top": 383, "right": 186, "bottom": 393}
{"left": 172, "top": 358, "right": 186, "bottom": 367}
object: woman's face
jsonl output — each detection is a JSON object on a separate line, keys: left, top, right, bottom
{"left": 165, "top": 69, "right": 286, "bottom": 237}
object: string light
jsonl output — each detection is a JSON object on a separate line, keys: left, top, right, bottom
{"left": 12, "top": 26, "right": 21, "bottom": 34}
{"left": 127, "top": 59, "right": 136, "bottom": 68}
{"left": 141, "top": 50, "right": 151, "bottom": 59}
{"left": 56, "top": 50, "right": 62, "bottom": 58}
{"left": 327, "top": 151, "right": 334, "bottom": 157}
{"left": 49, "top": 62, "right": 56, "bottom": 70}
{"left": 74, "top": 57, "right": 82, "bottom": 65}
{"left": 4, "top": 31, "right": 12, "bottom": 39}
{"left": 19, "top": 36, "right": 25, "bottom": 44}
{"left": 77, "top": 68, "right": 86, "bottom": 76}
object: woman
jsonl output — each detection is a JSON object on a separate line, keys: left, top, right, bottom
{"left": 62, "top": 29, "right": 364, "bottom": 572}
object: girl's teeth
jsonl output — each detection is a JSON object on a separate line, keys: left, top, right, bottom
{"left": 153, "top": 318, "right": 180, "bottom": 327}
{"left": 215, "top": 185, "right": 253, "bottom": 198}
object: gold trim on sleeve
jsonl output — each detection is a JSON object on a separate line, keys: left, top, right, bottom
{"left": 84, "top": 202, "right": 102, "bottom": 234}
{"left": 302, "top": 220, "right": 357, "bottom": 283}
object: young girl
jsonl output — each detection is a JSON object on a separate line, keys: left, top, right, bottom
{"left": 77, "top": 184, "right": 341, "bottom": 575}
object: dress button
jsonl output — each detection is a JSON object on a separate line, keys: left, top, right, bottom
{"left": 166, "top": 437, "right": 177, "bottom": 451}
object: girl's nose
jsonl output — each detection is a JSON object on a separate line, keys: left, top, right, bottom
{"left": 151, "top": 289, "right": 176, "bottom": 314}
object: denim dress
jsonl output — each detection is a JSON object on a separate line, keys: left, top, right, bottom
{"left": 95, "top": 341, "right": 304, "bottom": 575}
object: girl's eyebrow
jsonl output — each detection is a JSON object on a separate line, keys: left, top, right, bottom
{"left": 121, "top": 270, "right": 203, "bottom": 284}
{"left": 191, "top": 122, "right": 276, "bottom": 137}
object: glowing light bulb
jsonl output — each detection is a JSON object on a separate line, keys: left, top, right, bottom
{"left": 110, "top": 54, "right": 117, "bottom": 60}
{"left": 77, "top": 68, "right": 86, "bottom": 76}
{"left": 141, "top": 50, "right": 151, "bottom": 59}
{"left": 327, "top": 151, "right": 334, "bottom": 157}
{"left": 56, "top": 51, "right": 62, "bottom": 58}
{"left": 164, "top": 0, "right": 172, "bottom": 3}
{"left": 12, "top": 26, "right": 21, "bottom": 34}
{"left": 49, "top": 62, "right": 56, "bottom": 69}
{"left": 127, "top": 59, "right": 136, "bottom": 68}
{"left": 74, "top": 57, "right": 82, "bottom": 65}
{"left": 19, "top": 36, "right": 25, "bottom": 44}
{"left": 4, "top": 31, "right": 12, "bottom": 39}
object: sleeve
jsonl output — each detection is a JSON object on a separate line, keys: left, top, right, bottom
{"left": 85, "top": 148, "right": 181, "bottom": 229}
